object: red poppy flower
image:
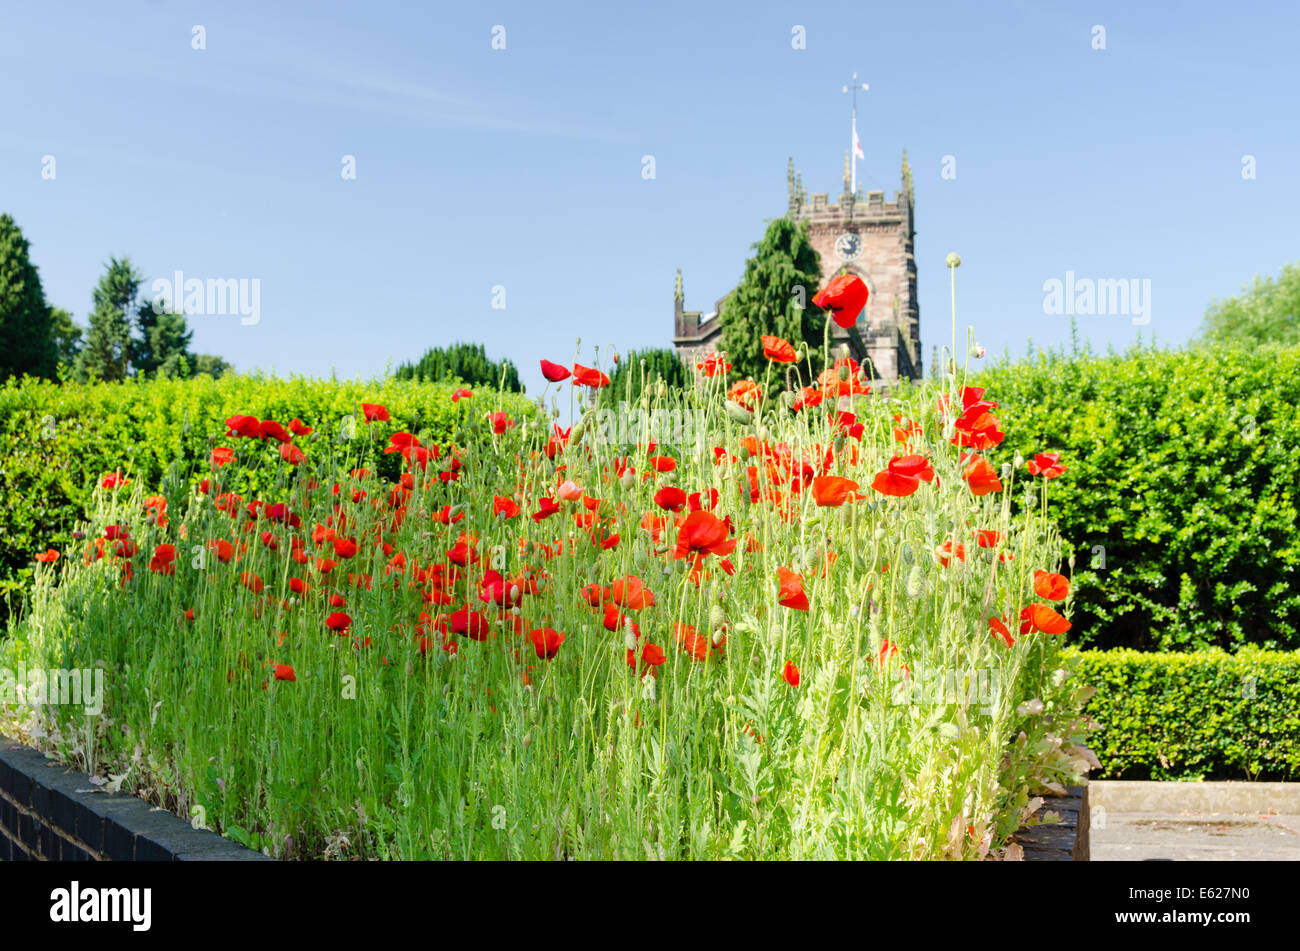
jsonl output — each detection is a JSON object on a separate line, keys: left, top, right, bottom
{"left": 648, "top": 455, "right": 677, "bottom": 473}
{"left": 673, "top": 511, "right": 736, "bottom": 561}
{"left": 209, "top": 539, "right": 235, "bottom": 563}
{"left": 332, "top": 537, "right": 359, "bottom": 559}
{"left": 777, "top": 566, "right": 809, "bottom": 611}
{"left": 149, "top": 544, "right": 176, "bottom": 575}
{"left": 811, "top": 475, "right": 864, "bottom": 507}
{"left": 1027, "top": 452, "right": 1067, "bottom": 479}
{"left": 989, "top": 616, "right": 1014, "bottom": 648}
{"left": 540, "top": 359, "right": 571, "bottom": 382}
{"left": 572, "top": 364, "right": 610, "bottom": 389}
{"left": 1019, "top": 603, "right": 1071, "bottom": 635}
{"left": 288, "top": 418, "right": 313, "bottom": 436}
{"left": 871, "top": 454, "right": 935, "bottom": 497}
{"left": 280, "top": 444, "right": 306, "bottom": 466}
{"left": 782, "top": 660, "right": 800, "bottom": 687}
{"left": 761, "top": 335, "right": 798, "bottom": 363}
{"left": 259, "top": 419, "right": 291, "bottom": 443}
{"left": 326, "top": 611, "right": 352, "bottom": 633}
{"left": 812, "top": 274, "right": 869, "bottom": 328}
{"left": 224, "top": 415, "right": 261, "bottom": 439}
{"left": 793, "top": 386, "right": 823, "bottom": 411}
{"left": 608, "top": 575, "right": 655, "bottom": 609}
{"left": 211, "top": 447, "right": 236, "bottom": 467}
{"left": 487, "top": 411, "right": 514, "bottom": 434}
{"left": 934, "top": 540, "right": 966, "bottom": 567}
{"left": 493, "top": 496, "right": 521, "bottom": 519}
{"left": 654, "top": 486, "right": 688, "bottom": 512}
{"left": 696, "top": 352, "right": 731, "bottom": 377}
{"left": 449, "top": 605, "right": 492, "bottom": 641}
{"left": 452, "top": 388, "right": 473, "bottom": 402}
{"left": 628, "top": 642, "right": 667, "bottom": 676}
{"left": 1033, "top": 570, "right": 1070, "bottom": 602}
{"left": 675, "top": 623, "right": 723, "bottom": 661}
{"left": 273, "top": 664, "right": 296, "bottom": 682}
{"left": 240, "top": 571, "right": 264, "bottom": 594}
{"left": 972, "top": 529, "right": 1003, "bottom": 548}
{"left": 963, "top": 455, "right": 1003, "bottom": 496}
{"left": 34, "top": 548, "right": 60, "bottom": 564}
{"left": 727, "top": 379, "right": 762, "bottom": 409}
{"left": 361, "top": 403, "right": 390, "bottom": 423}
{"left": 529, "top": 627, "right": 565, "bottom": 660}
{"left": 289, "top": 577, "right": 309, "bottom": 596}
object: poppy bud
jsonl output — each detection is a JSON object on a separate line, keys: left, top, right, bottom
{"left": 723, "top": 401, "right": 753, "bottom": 425}
{"left": 709, "top": 604, "right": 728, "bottom": 631}
{"left": 619, "top": 469, "right": 637, "bottom": 491}
{"left": 906, "top": 565, "right": 925, "bottom": 598}
{"left": 945, "top": 252, "right": 962, "bottom": 268}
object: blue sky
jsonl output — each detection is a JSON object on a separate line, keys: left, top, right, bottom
{"left": 3, "top": 0, "right": 1297, "bottom": 395}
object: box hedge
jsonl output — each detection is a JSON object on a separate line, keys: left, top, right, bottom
{"left": 1071, "top": 647, "right": 1300, "bottom": 780}
{"left": 0, "top": 372, "right": 537, "bottom": 616}
{"left": 976, "top": 343, "right": 1300, "bottom": 651}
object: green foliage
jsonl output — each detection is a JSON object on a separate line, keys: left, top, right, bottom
{"left": 76, "top": 256, "right": 140, "bottom": 383}
{"left": 133, "top": 306, "right": 193, "bottom": 378}
{"left": 0, "top": 373, "right": 537, "bottom": 617}
{"left": 719, "top": 217, "right": 826, "bottom": 380}
{"left": 601, "top": 348, "right": 690, "bottom": 406}
{"left": 976, "top": 342, "right": 1300, "bottom": 651}
{"left": 394, "top": 341, "right": 522, "bottom": 392}
{"left": 1071, "top": 647, "right": 1300, "bottom": 780}
{"left": 0, "top": 214, "right": 56, "bottom": 380}
{"left": 1201, "top": 262, "right": 1300, "bottom": 348}
{"left": 47, "top": 307, "right": 82, "bottom": 369}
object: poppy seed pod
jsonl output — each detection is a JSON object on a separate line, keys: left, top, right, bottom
{"left": 946, "top": 252, "right": 961, "bottom": 268}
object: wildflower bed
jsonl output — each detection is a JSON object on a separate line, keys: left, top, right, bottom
{"left": 1, "top": 317, "right": 1093, "bottom": 861}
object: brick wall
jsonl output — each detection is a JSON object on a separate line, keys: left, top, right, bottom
{"left": 0, "top": 736, "right": 271, "bottom": 862}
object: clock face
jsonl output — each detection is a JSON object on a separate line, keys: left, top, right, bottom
{"left": 835, "top": 232, "right": 862, "bottom": 261}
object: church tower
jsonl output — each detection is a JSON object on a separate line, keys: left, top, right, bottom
{"left": 673, "top": 153, "right": 921, "bottom": 384}
{"left": 788, "top": 151, "right": 921, "bottom": 382}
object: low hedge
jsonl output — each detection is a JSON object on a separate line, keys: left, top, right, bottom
{"left": 976, "top": 343, "right": 1300, "bottom": 652}
{"left": 0, "top": 373, "right": 537, "bottom": 617}
{"left": 1071, "top": 647, "right": 1300, "bottom": 780}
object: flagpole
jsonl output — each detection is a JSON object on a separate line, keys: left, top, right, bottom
{"left": 843, "top": 73, "right": 868, "bottom": 195}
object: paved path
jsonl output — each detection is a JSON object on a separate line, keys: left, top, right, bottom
{"left": 1091, "top": 810, "right": 1300, "bottom": 861}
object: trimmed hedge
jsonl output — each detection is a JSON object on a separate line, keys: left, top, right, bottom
{"left": 0, "top": 373, "right": 537, "bottom": 615}
{"left": 977, "top": 343, "right": 1300, "bottom": 651}
{"left": 1071, "top": 647, "right": 1300, "bottom": 780}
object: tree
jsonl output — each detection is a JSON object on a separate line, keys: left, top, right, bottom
{"left": 134, "top": 305, "right": 193, "bottom": 377}
{"left": 602, "top": 348, "right": 691, "bottom": 406}
{"left": 1200, "top": 262, "right": 1300, "bottom": 348}
{"left": 717, "top": 216, "right": 826, "bottom": 382}
{"left": 76, "top": 257, "right": 141, "bottom": 382}
{"left": 394, "top": 341, "right": 522, "bottom": 391}
{"left": 0, "top": 213, "right": 57, "bottom": 380}
{"left": 192, "top": 353, "right": 233, "bottom": 378}
{"left": 48, "top": 307, "right": 83, "bottom": 369}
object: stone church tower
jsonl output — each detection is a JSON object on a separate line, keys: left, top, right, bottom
{"left": 674, "top": 153, "right": 921, "bottom": 383}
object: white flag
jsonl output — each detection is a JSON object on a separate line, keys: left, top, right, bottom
{"left": 852, "top": 118, "right": 864, "bottom": 160}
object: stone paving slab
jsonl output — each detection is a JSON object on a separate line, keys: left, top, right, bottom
{"left": 1092, "top": 810, "right": 1300, "bottom": 861}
